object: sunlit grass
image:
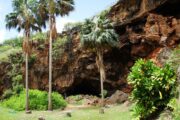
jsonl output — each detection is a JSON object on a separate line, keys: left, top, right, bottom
{"left": 0, "top": 104, "right": 132, "bottom": 120}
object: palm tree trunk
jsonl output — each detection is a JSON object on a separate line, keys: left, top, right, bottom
{"left": 48, "top": 15, "right": 53, "bottom": 111}
{"left": 25, "top": 53, "right": 29, "bottom": 112}
{"left": 96, "top": 49, "right": 106, "bottom": 113}
{"left": 25, "top": 30, "right": 30, "bottom": 114}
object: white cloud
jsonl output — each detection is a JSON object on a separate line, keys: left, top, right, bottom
{"left": 0, "top": 30, "right": 6, "bottom": 43}
{"left": 56, "top": 17, "right": 76, "bottom": 33}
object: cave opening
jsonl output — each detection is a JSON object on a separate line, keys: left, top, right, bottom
{"left": 153, "top": 0, "right": 180, "bottom": 17}
{"left": 66, "top": 80, "right": 101, "bottom": 97}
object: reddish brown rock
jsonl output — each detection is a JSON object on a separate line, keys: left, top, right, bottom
{"left": 0, "top": 0, "right": 180, "bottom": 97}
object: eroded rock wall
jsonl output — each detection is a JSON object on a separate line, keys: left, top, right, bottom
{"left": 0, "top": 0, "right": 180, "bottom": 97}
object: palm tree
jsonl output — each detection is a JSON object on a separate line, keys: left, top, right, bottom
{"left": 80, "top": 16, "right": 119, "bottom": 113}
{"left": 5, "top": 0, "right": 45, "bottom": 113}
{"left": 38, "top": 0, "right": 75, "bottom": 111}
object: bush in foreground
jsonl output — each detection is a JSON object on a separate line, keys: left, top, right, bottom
{"left": 1, "top": 89, "right": 67, "bottom": 111}
{"left": 128, "top": 59, "right": 176, "bottom": 120}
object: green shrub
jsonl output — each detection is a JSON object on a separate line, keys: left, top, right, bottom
{"left": 12, "top": 75, "right": 23, "bottom": 94}
{"left": 3, "top": 37, "right": 23, "bottom": 47}
{"left": 128, "top": 59, "right": 176, "bottom": 120}
{"left": 31, "top": 32, "right": 47, "bottom": 42}
{"left": 12, "top": 84, "right": 24, "bottom": 95}
{"left": 12, "top": 75, "right": 22, "bottom": 83}
{"left": 1, "top": 89, "right": 67, "bottom": 111}
{"left": 52, "top": 92, "right": 67, "bottom": 109}
{"left": 0, "top": 45, "right": 13, "bottom": 53}
{"left": 52, "top": 36, "right": 68, "bottom": 60}
{"left": 166, "top": 98, "right": 180, "bottom": 120}
{"left": 63, "top": 22, "right": 83, "bottom": 31}
{"left": 166, "top": 45, "right": 180, "bottom": 71}
{"left": 0, "top": 47, "right": 22, "bottom": 62}
{"left": 29, "top": 54, "right": 36, "bottom": 65}
{"left": 2, "top": 89, "right": 13, "bottom": 99}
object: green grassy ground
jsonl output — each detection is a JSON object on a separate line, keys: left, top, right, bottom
{"left": 0, "top": 104, "right": 132, "bottom": 120}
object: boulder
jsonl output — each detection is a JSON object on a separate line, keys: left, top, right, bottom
{"left": 106, "top": 90, "right": 128, "bottom": 104}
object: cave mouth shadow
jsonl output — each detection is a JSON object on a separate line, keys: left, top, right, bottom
{"left": 66, "top": 80, "right": 101, "bottom": 97}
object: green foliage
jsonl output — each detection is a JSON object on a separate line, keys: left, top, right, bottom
{"left": 63, "top": 22, "right": 83, "bottom": 31}
{"left": 0, "top": 45, "right": 22, "bottom": 62}
{"left": 3, "top": 37, "right": 23, "bottom": 47}
{"left": 29, "top": 54, "right": 36, "bottom": 65}
{"left": 97, "top": 8, "right": 110, "bottom": 18}
{"left": 100, "top": 89, "right": 108, "bottom": 98}
{"left": 166, "top": 98, "right": 180, "bottom": 120}
{"left": 12, "top": 75, "right": 22, "bottom": 83}
{"left": 12, "top": 75, "right": 23, "bottom": 94}
{"left": 0, "top": 45, "right": 13, "bottom": 53}
{"left": 31, "top": 32, "right": 47, "bottom": 42}
{"left": 1, "top": 89, "right": 67, "bottom": 111}
{"left": 80, "top": 16, "right": 119, "bottom": 49}
{"left": 52, "top": 36, "right": 68, "bottom": 60}
{"left": 52, "top": 92, "right": 67, "bottom": 109}
{"left": 6, "top": 0, "right": 44, "bottom": 32}
{"left": 2, "top": 89, "right": 13, "bottom": 99}
{"left": 166, "top": 45, "right": 180, "bottom": 71}
{"left": 128, "top": 59, "right": 177, "bottom": 119}
{"left": 3, "top": 51, "right": 24, "bottom": 96}
{"left": 12, "top": 84, "right": 24, "bottom": 95}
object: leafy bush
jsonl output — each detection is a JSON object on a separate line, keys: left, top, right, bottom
{"left": 12, "top": 75, "right": 23, "bottom": 94}
{"left": 128, "top": 59, "right": 176, "bottom": 119}
{"left": 2, "top": 89, "right": 13, "bottom": 99}
{"left": 0, "top": 45, "right": 13, "bottom": 53}
{"left": 3, "top": 37, "right": 23, "bottom": 47}
{"left": 12, "top": 75, "right": 22, "bottom": 83}
{"left": 31, "top": 32, "right": 47, "bottom": 42}
{"left": 63, "top": 22, "right": 83, "bottom": 31}
{"left": 52, "top": 92, "right": 67, "bottom": 109}
{"left": 29, "top": 54, "right": 36, "bottom": 65}
{"left": 164, "top": 98, "right": 180, "bottom": 120}
{"left": 166, "top": 45, "right": 180, "bottom": 71}
{"left": 1, "top": 89, "right": 67, "bottom": 111}
{"left": 0, "top": 46, "right": 22, "bottom": 62}
{"left": 52, "top": 36, "right": 68, "bottom": 60}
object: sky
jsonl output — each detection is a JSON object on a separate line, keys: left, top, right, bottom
{"left": 0, "top": 0, "right": 118, "bottom": 43}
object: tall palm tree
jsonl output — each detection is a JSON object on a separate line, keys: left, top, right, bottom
{"left": 5, "top": 0, "right": 45, "bottom": 113}
{"left": 80, "top": 16, "right": 119, "bottom": 113}
{"left": 38, "top": 0, "right": 75, "bottom": 111}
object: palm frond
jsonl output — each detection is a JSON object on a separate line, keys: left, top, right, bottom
{"left": 80, "top": 17, "right": 119, "bottom": 49}
{"left": 57, "top": 0, "right": 75, "bottom": 16}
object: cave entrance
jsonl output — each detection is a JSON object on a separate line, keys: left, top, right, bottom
{"left": 66, "top": 80, "right": 101, "bottom": 97}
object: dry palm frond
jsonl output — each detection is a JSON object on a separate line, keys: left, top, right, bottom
{"left": 23, "top": 39, "right": 32, "bottom": 55}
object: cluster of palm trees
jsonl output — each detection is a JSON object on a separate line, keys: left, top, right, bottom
{"left": 5, "top": 0, "right": 119, "bottom": 114}
{"left": 6, "top": 0, "right": 74, "bottom": 113}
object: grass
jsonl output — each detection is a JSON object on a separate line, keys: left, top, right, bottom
{"left": 0, "top": 104, "right": 132, "bottom": 120}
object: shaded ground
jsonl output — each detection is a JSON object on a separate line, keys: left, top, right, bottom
{"left": 0, "top": 104, "right": 132, "bottom": 120}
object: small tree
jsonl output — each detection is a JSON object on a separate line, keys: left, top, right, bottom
{"left": 6, "top": 0, "right": 45, "bottom": 113}
{"left": 128, "top": 59, "right": 176, "bottom": 119}
{"left": 80, "top": 16, "right": 119, "bottom": 113}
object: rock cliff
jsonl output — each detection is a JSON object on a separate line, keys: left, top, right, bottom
{"left": 0, "top": 0, "right": 180, "bottom": 97}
